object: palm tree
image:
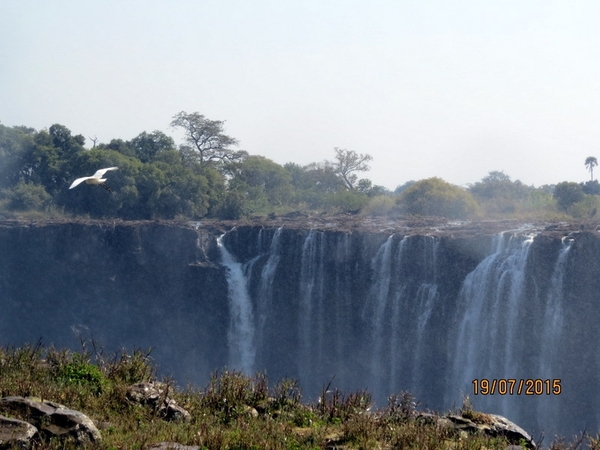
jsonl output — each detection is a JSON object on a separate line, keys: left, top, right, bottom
{"left": 585, "top": 156, "right": 598, "bottom": 181}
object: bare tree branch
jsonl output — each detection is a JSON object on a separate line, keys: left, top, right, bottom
{"left": 329, "top": 147, "right": 373, "bottom": 190}
{"left": 171, "top": 111, "right": 242, "bottom": 169}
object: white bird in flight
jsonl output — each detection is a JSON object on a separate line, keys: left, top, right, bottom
{"left": 69, "top": 167, "right": 119, "bottom": 192}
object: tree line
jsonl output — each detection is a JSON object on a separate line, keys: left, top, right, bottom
{"left": 0, "top": 112, "right": 598, "bottom": 221}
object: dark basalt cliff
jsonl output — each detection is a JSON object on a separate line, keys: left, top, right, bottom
{"left": 0, "top": 220, "right": 229, "bottom": 382}
{"left": 0, "top": 217, "right": 599, "bottom": 438}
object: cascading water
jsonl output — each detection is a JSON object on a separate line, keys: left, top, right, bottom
{"left": 539, "top": 236, "right": 572, "bottom": 377}
{"left": 298, "top": 230, "right": 326, "bottom": 388}
{"left": 216, "top": 234, "right": 256, "bottom": 373}
{"left": 364, "top": 235, "right": 399, "bottom": 395}
{"left": 254, "top": 227, "right": 283, "bottom": 359}
{"left": 537, "top": 236, "right": 573, "bottom": 432}
{"left": 362, "top": 235, "right": 440, "bottom": 399}
{"left": 4, "top": 220, "right": 599, "bottom": 439}
{"left": 218, "top": 225, "right": 587, "bottom": 437}
{"left": 449, "top": 232, "right": 535, "bottom": 417}
{"left": 447, "top": 231, "right": 579, "bottom": 434}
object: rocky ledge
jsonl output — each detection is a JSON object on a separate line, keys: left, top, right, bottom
{"left": 0, "top": 393, "right": 536, "bottom": 450}
{"left": 1, "top": 213, "right": 597, "bottom": 237}
{"left": 0, "top": 382, "right": 192, "bottom": 449}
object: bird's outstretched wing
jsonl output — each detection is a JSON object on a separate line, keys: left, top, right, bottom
{"left": 69, "top": 167, "right": 119, "bottom": 190}
{"left": 69, "top": 176, "right": 92, "bottom": 189}
{"left": 92, "top": 167, "right": 119, "bottom": 178}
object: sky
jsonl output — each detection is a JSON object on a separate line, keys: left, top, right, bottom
{"left": 2, "top": 1, "right": 600, "bottom": 190}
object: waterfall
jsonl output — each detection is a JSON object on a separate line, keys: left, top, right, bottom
{"left": 537, "top": 236, "right": 573, "bottom": 431}
{"left": 296, "top": 230, "right": 355, "bottom": 395}
{"left": 298, "top": 230, "right": 326, "bottom": 387}
{"left": 539, "top": 236, "right": 572, "bottom": 376}
{"left": 217, "top": 225, "right": 583, "bottom": 436}
{"left": 254, "top": 228, "right": 283, "bottom": 355}
{"left": 365, "top": 235, "right": 398, "bottom": 394}
{"left": 411, "top": 282, "right": 437, "bottom": 387}
{"left": 6, "top": 220, "right": 600, "bottom": 438}
{"left": 364, "top": 235, "right": 440, "bottom": 399}
{"left": 449, "top": 232, "right": 534, "bottom": 415}
{"left": 217, "top": 234, "right": 255, "bottom": 373}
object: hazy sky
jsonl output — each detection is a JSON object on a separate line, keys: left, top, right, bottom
{"left": 2, "top": 1, "right": 600, "bottom": 190}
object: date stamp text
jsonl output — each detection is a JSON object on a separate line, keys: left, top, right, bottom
{"left": 472, "top": 379, "right": 561, "bottom": 395}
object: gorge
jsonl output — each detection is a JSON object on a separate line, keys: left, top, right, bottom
{"left": 0, "top": 217, "right": 599, "bottom": 439}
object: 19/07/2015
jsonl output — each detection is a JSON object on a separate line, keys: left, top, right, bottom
{"left": 472, "top": 379, "right": 561, "bottom": 395}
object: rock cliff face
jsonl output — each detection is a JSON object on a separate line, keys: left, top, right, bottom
{"left": 0, "top": 218, "right": 599, "bottom": 438}
{"left": 0, "top": 220, "right": 229, "bottom": 383}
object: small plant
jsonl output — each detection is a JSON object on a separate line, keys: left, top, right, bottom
{"left": 273, "top": 377, "right": 302, "bottom": 410}
{"left": 318, "top": 377, "right": 372, "bottom": 423}
{"left": 105, "top": 348, "right": 155, "bottom": 384}
{"left": 202, "top": 370, "right": 268, "bottom": 423}
{"left": 56, "top": 354, "right": 107, "bottom": 394}
{"left": 292, "top": 407, "right": 318, "bottom": 427}
{"left": 383, "top": 391, "right": 419, "bottom": 424}
{"left": 461, "top": 394, "right": 493, "bottom": 424}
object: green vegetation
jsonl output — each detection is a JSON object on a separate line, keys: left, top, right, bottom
{"left": 1, "top": 117, "right": 598, "bottom": 221}
{"left": 397, "top": 177, "right": 480, "bottom": 219}
{"left": 4, "top": 343, "right": 585, "bottom": 449}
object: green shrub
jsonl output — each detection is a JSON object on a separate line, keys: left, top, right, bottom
{"left": 4, "top": 182, "right": 53, "bottom": 211}
{"left": 568, "top": 195, "right": 600, "bottom": 219}
{"left": 554, "top": 182, "right": 585, "bottom": 212}
{"left": 56, "top": 354, "right": 107, "bottom": 394}
{"left": 324, "top": 190, "right": 368, "bottom": 213}
{"left": 105, "top": 348, "right": 155, "bottom": 384}
{"left": 398, "top": 177, "right": 479, "bottom": 219}
{"left": 362, "top": 195, "right": 396, "bottom": 216}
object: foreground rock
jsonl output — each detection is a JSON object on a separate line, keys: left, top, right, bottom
{"left": 127, "top": 381, "right": 192, "bottom": 422}
{"left": 0, "top": 415, "right": 38, "bottom": 449}
{"left": 147, "top": 443, "right": 201, "bottom": 450}
{"left": 418, "top": 411, "right": 536, "bottom": 448}
{"left": 0, "top": 396, "right": 101, "bottom": 446}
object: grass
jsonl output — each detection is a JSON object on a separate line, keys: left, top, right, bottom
{"left": 0, "top": 343, "right": 596, "bottom": 449}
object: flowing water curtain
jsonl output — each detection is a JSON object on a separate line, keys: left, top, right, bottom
{"left": 364, "top": 235, "right": 397, "bottom": 395}
{"left": 331, "top": 232, "right": 352, "bottom": 376}
{"left": 397, "top": 236, "right": 440, "bottom": 397}
{"left": 298, "top": 230, "right": 326, "bottom": 387}
{"left": 250, "top": 228, "right": 283, "bottom": 370}
{"left": 217, "top": 234, "right": 256, "bottom": 373}
{"left": 448, "top": 232, "right": 535, "bottom": 417}
{"left": 538, "top": 236, "right": 572, "bottom": 376}
{"left": 364, "top": 235, "right": 441, "bottom": 400}
{"left": 536, "top": 236, "right": 573, "bottom": 433}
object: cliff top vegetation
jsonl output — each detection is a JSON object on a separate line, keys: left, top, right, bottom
{"left": 1, "top": 116, "right": 599, "bottom": 223}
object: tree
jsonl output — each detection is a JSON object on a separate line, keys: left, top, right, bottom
{"left": 5, "top": 182, "right": 53, "bottom": 211}
{"left": 468, "top": 171, "right": 531, "bottom": 215}
{"left": 582, "top": 180, "right": 600, "bottom": 195}
{"left": 394, "top": 180, "right": 416, "bottom": 194}
{"left": 284, "top": 162, "right": 345, "bottom": 209}
{"left": 229, "top": 155, "right": 293, "bottom": 209}
{"left": 129, "top": 130, "right": 175, "bottom": 163}
{"left": 170, "top": 111, "right": 247, "bottom": 168}
{"left": 554, "top": 181, "right": 585, "bottom": 212}
{"left": 49, "top": 124, "right": 85, "bottom": 155}
{"left": 585, "top": 156, "right": 598, "bottom": 182}
{"left": 26, "top": 126, "right": 85, "bottom": 195}
{"left": 0, "top": 124, "right": 37, "bottom": 188}
{"left": 99, "top": 139, "right": 135, "bottom": 157}
{"left": 329, "top": 147, "right": 373, "bottom": 190}
{"left": 398, "top": 177, "right": 479, "bottom": 219}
